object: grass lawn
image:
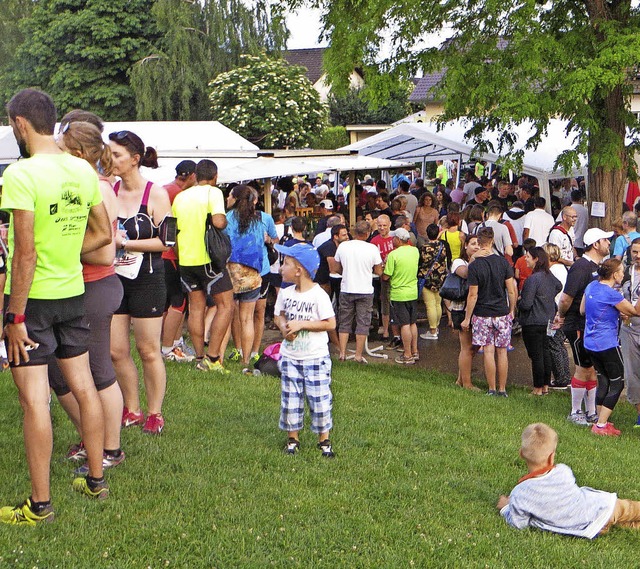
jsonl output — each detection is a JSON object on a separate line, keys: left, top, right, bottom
{"left": 1, "top": 357, "right": 640, "bottom": 568}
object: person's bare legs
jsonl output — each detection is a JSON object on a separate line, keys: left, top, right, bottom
{"left": 238, "top": 300, "right": 257, "bottom": 365}
{"left": 354, "top": 334, "right": 366, "bottom": 361}
{"left": 207, "top": 290, "right": 234, "bottom": 359}
{"left": 338, "top": 332, "right": 349, "bottom": 359}
{"left": 111, "top": 314, "right": 140, "bottom": 413}
{"left": 132, "top": 317, "right": 165, "bottom": 415}
{"left": 496, "top": 346, "right": 508, "bottom": 392}
{"left": 186, "top": 290, "right": 207, "bottom": 358}
{"left": 58, "top": 354, "right": 105, "bottom": 479}
{"left": 252, "top": 297, "right": 267, "bottom": 356}
{"left": 457, "top": 330, "right": 476, "bottom": 388}
{"left": 400, "top": 324, "right": 412, "bottom": 357}
{"left": 11, "top": 366, "right": 53, "bottom": 502}
{"left": 230, "top": 302, "right": 242, "bottom": 355}
{"left": 482, "top": 344, "right": 497, "bottom": 391}
{"left": 410, "top": 323, "right": 418, "bottom": 354}
{"left": 161, "top": 307, "right": 184, "bottom": 351}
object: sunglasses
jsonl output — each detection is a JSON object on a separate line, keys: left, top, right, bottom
{"left": 109, "top": 130, "right": 132, "bottom": 142}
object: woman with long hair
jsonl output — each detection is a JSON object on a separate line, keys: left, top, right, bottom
{"left": 50, "top": 120, "right": 126, "bottom": 472}
{"left": 451, "top": 235, "right": 481, "bottom": 390}
{"left": 518, "top": 247, "right": 562, "bottom": 395}
{"left": 418, "top": 224, "right": 450, "bottom": 340}
{"left": 439, "top": 211, "right": 465, "bottom": 262}
{"left": 581, "top": 258, "right": 640, "bottom": 436}
{"left": 413, "top": 191, "right": 439, "bottom": 239}
{"left": 108, "top": 130, "right": 171, "bottom": 435}
{"left": 224, "top": 185, "right": 266, "bottom": 369}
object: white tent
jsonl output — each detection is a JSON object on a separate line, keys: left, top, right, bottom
{"left": 342, "top": 119, "right": 589, "bottom": 204}
{"left": 0, "top": 126, "right": 20, "bottom": 165}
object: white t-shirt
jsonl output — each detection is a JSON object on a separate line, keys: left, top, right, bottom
{"left": 270, "top": 224, "right": 286, "bottom": 274}
{"left": 524, "top": 209, "right": 555, "bottom": 246}
{"left": 548, "top": 227, "right": 574, "bottom": 263}
{"left": 312, "top": 228, "right": 331, "bottom": 248}
{"left": 334, "top": 239, "right": 382, "bottom": 294}
{"left": 550, "top": 263, "right": 568, "bottom": 306}
{"left": 274, "top": 283, "right": 334, "bottom": 360}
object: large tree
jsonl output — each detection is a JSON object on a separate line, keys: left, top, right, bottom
{"left": 328, "top": 84, "right": 415, "bottom": 126}
{"left": 296, "top": 0, "right": 640, "bottom": 227}
{"left": 1, "top": 0, "right": 157, "bottom": 121}
{"left": 130, "top": 0, "right": 288, "bottom": 121}
{"left": 208, "top": 54, "right": 327, "bottom": 148}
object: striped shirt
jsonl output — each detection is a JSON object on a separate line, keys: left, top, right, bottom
{"left": 500, "top": 464, "right": 616, "bottom": 539}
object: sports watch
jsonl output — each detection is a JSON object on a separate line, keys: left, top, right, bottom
{"left": 5, "top": 313, "right": 26, "bottom": 324}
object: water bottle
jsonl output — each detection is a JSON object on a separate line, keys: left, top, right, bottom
{"left": 546, "top": 319, "right": 556, "bottom": 337}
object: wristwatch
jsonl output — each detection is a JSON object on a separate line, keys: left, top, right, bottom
{"left": 5, "top": 313, "right": 26, "bottom": 324}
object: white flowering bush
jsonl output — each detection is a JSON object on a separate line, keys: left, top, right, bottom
{"left": 208, "top": 54, "right": 327, "bottom": 148}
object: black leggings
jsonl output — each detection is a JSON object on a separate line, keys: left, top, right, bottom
{"left": 522, "top": 325, "right": 552, "bottom": 389}
{"left": 589, "top": 346, "right": 625, "bottom": 411}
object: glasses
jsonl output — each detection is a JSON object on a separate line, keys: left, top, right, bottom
{"left": 109, "top": 130, "right": 131, "bottom": 142}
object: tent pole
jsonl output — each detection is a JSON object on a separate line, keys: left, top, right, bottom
{"left": 263, "top": 178, "right": 272, "bottom": 215}
{"left": 348, "top": 171, "right": 356, "bottom": 229}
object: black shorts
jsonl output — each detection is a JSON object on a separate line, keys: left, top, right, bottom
{"left": 588, "top": 346, "right": 624, "bottom": 381}
{"left": 266, "top": 272, "right": 282, "bottom": 289}
{"left": 565, "top": 329, "right": 593, "bottom": 369}
{"left": 258, "top": 276, "right": 271, "bottom": 300}
{"left": 116, "top": 269, "right": 167, "bottom": 319}
{"left": 181, "top": 265, "right": 233, "bottom": 297}
{"left": 164, "top": 258, "right": 186, "bottom": 311}
{"left": 390, "top": 299, "right": 418, "bottom": 327}
{"left": 4, "top": 294, "right": 89, "bottom": 367}
{"left": 49, "top": 275, "right": 123, "bottom": 396}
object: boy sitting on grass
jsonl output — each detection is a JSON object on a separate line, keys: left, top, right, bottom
{"left": 273, "top": 243, "right": 336, "bottom": 458}
{"left": 498, "top": 423, "right": 640, "bottom": 538}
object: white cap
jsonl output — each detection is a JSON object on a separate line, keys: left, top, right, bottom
{"left": 583, "top": 228, "right": 614, "bottom": 247}
{"left": 320, "top": 199, "right": 334, "bottom": 210}
{"left": 390, "top": 228, "right": 411, "bottom": 241}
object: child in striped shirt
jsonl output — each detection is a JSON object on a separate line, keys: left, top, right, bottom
{"left": 498, "top": 423, "right": 640, "bottom": 538}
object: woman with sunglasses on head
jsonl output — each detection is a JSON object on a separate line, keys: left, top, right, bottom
{"left": 108, "top": 130, "right": 171, "bottom": 435}
{"left": 49, "top": 120, "right": 126, "bottom": 471}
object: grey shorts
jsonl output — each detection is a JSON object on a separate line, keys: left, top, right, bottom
{"left": 49, "top": 274, "right": 123, "bottom": 396}
{"left": 338, "top": 293, "right": 373, "bottom": 335}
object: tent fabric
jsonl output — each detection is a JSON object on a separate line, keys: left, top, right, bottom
{"left": 342, "top": 119, "right": 587, "bottom": 179}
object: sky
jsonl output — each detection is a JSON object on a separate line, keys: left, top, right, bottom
{"left": 286, "top": 8, "right": 328, "bottom": 49}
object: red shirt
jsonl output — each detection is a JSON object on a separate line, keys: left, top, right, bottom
{"left": 515, "top": 256, "right": 532, "bottom": 292}
{"left": 370, "top": 234, "right": 394, "bottom": 262}
{"left": 162, "top": 181, "right": 182, "bottom": 261}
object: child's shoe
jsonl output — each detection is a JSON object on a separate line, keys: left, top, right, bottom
{"left": 591, "top": 423, "right": 620, "bottom": 437}
{"left": 284, "top": 438, "right": 299, "bottom": 455}
{"left": 567, "top": 411, "right": 588, "bottom": 426}
{"left": 318, "top": 439, "right": 335, "bottom": 458}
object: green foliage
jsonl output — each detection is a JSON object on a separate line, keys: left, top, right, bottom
{"left": 3, "top": 350, "right": 640, "bottom": 566}
{"left": 0, "top": 0, "right": 34, "bottom": 79}
{"left": 1, "top": 0, "right": 157, "bottom": 121}
{"left": 315, "top": 125, "right": 349, "bottom": 149}
{"left": 209, "top": 54, "right": 327, "bottom": 148}
{"left": 130, "top": 0, "right": 289, "bottom": 121}
{"left": 328, "top": 85, "right": 414, "bottom": 126}
{"left": 305, "top": 0, "right": 640, "bottom": 222}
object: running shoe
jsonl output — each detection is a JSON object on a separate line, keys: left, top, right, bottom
{"left": 72, "top": 476, "right": 109, "bottom": 500}
{"left": 177, "top": 340, "right": 196, "bottom": 358}
{"left": 0, "top": 498, "right": 55, "bottom": 526}
{"left": 142, "top": 413, "right": 164, "bottom": 435}
{"left": 412, "top": 352, "right": 420, "bottom": 361}
{"left": 395, "top": 354, "right": 415, "bottom": 365}
{"left": 250, "top": 353, "right": 260, "bottom": 366}
{"left": 65, "top": 441, "right": 87, "bottom": 462}
{"left": 486, "top": 390, "right": 497, "bottom": 396}
{"left": 284, "top": 438, "right": 300, "bottom": 455}
{"left": 195, "top": 358, "right": 230, "bottom": 374}
{"left": 228, "top": 348, "right": 242, "bottom": 362}
{"left": 591, "top": 423, "right": 620, "bottom": 437}
{"left": 419, "top": 332, "right": 438, "bottom": 340}
{"left": 586, "top": 413, "right": 599, "bottom": 424}
{"left": 121, "top": 407, "right": 145, "bottom": 428}
{"left": 386, "top": 337, "right": 402, "bottom": 349}
{"left": 318, "top": 439, "right": 335, "bottom": 458}
{"left": 74, "top": 451, "right": 126, "bottom": 476}
{"left": 567, "top": 411, "right": 588, "bottom": 426}
{"left": 497, "top": 391, "right": 509, "bottom": 398}
{"left": 164, "top": 346, "right": 194, "bottom": 363}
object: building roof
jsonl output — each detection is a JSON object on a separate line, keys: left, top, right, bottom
{"left": 409, "top": 71, "right": 446, "bottom": 103}
{"left": 284, "top": 48, "right": 327, "bottom": 84}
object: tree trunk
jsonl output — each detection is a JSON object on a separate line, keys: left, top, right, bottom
{"left": 586, "top": 84, "right": 628, "bottom": 230}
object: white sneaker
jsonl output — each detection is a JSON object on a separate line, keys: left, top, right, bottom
{"left": 567, "top": 411, "right": 588, "bottom": 426}
{"left": 420, "top": 331, "right": 439, "bottom": 340}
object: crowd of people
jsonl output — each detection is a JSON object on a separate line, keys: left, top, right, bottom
{"left": 0, "top": 87, "right": 637, "bottom": 528}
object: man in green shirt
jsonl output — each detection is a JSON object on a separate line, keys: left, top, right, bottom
{"left": 383, "top": 228, "right": 420, "bottom": 365}
{"left": 0, "top": 89, "right": 112, "bottom": 525}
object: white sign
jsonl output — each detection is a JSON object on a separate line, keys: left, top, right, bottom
{"left": 591, "top": 201, "right": 606, "bottom": 218}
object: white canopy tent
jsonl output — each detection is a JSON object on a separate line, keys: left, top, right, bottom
{"left": 342, "top": 119, "right": 589, "bottom": 205}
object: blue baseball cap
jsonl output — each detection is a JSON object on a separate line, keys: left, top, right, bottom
{"left": 274, "top": 243, "right": 320, "bottom": 279}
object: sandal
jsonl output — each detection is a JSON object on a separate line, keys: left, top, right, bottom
{"left": 354, "top": 357, "right": 368, "bottom": 364}
{"left": 284, "top": 438, "right": 300, "bottom": 455}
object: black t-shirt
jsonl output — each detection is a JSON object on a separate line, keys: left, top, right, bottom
{"left": 562, "top": 255, "right": 598, "bottom": 331}
{"left": 467, "top": 255, "right": 514, "bottom": 317}
{"left": 314, "top": 239, "right": 338, "bottom": 285}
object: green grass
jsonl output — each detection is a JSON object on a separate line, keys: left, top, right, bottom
{"left": 1, "top": 358, "right": 640, "bottom": 568}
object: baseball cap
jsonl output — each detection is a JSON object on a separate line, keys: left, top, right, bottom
{"left": 175, "top": 160, "right": 196, "bottom": 177}
{"left": 583, "top": 228, "right": 614, "bottom": 247}
{"left": 390, "top": 228, "right": 411, "bottom": 241}
{"left": 320, "top": 199, "right": 334, "bottom": 210}
{"left": 474, "top": 186, "right": 487, "bottom": 196}
{"left": 274, "top": 243, "right": 320, "bottom": 278}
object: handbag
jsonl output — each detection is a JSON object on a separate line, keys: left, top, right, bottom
{"left": 205, "top": 189, "right": 231, "bottom": 274}
{"left": 439, "top": 271, "right": 469, "bottom": 301}
{"left": 266, "top": 242, "right": 278, "bottom": 265}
